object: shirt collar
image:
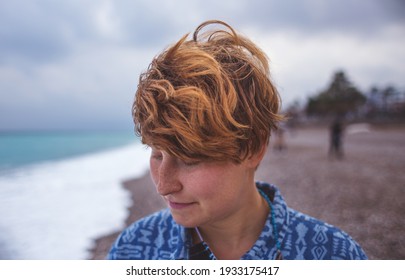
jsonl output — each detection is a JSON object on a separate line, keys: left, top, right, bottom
{"left": 242, "top": 182, "right": 288, "bottom": 259}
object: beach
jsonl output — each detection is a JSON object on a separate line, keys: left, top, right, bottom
{"left": 89, "top": 124, "right": 405, "bottom": 260}
{"left": 0, "top": 133, "right": 150, "bottom": 260}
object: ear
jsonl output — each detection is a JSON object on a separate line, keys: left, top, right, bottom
{"left": 246, "top": 144, "right": 268, "bottom": 169}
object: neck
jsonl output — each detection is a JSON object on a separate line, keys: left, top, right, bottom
{"left": 194, "top": 185, "right": 269, "bottom": 259}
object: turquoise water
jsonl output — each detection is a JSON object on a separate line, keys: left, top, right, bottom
{"left": 0, "top": 130, "right": 151, "bottom": 259}
{"left": 0, "top": 131, "right": 139, "bottom": 173}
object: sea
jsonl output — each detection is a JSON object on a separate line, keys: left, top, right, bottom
{"left": 0, "top": 131, "right": 151, "bottom": 259}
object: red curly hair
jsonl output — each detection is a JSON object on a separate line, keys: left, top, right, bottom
{"left": 133, "top": 20, "right": 283, "bottom": 163}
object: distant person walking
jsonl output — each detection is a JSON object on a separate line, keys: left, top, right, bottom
{"left": 273, "top": 126, "right": 287, "bottom": 151}
{"left": 329, "top": 118, "right": 344, "bottom": 159}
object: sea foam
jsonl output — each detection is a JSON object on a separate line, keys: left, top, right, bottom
{"left": 0, "top": 144, "right": 150, "bottom": 259}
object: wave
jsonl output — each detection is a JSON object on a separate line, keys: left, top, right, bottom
{"left": 0, "top": 143, "right": 150, "bottom": 259}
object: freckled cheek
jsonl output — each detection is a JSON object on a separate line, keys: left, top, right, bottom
{"left": 184, "top": 171, "right": 225, "bottom": 200}
{"left": 149, "top": 160, "right": 159, "bottom": 185}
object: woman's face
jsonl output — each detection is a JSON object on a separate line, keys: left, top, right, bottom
{"left": 149, "top": 148, "right": 258, "bottom": 228}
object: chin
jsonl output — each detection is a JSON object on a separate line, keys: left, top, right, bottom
{"left": 171, "top": 213, "right": 200, "bottom": 228}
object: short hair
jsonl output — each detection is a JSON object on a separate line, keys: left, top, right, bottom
{"left": 133, "top": 20, "right": 283, "bottom": 163}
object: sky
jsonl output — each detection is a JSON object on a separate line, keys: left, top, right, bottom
{"left": 1, "top": 0, "right": 404, "bottom": 131}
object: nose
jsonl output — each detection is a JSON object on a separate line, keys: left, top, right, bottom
{"left": 154, "top": 156, "right": 182, "bottom": 196}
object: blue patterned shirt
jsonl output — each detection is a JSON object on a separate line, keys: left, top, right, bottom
{"left": 107, "top": 183, "right": 367, "bottom": 260}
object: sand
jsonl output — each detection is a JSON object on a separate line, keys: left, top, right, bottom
{"left": 89, "top": 124, "right": 405, "bottom": 260}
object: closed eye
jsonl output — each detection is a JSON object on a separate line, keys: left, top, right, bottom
{"left": 151, "top": 149, "right": 163, "bottom": 161}
{"left": 181, "top": 160, "right": 201, "bottom": 167}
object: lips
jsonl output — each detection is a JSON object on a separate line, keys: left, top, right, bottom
{"left": 168, "top": 201, "right": 195, "bottom": 210}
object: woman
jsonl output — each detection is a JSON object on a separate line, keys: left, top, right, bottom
{"left": 108, "top": 20, "right": 367, "bottom": 260}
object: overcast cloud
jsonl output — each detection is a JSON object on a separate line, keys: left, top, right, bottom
{"left": 1, "top": 0, "right": 404, "bottom": 131}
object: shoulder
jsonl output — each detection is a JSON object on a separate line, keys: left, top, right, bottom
{"left": 285, "top": 209, "right": 367, "bottom": 260}
{"left": 107, "top": 209, "right": 179, "bottom": 260}
{"left": 255, "top": 182, "right": 367, "bottom": 260}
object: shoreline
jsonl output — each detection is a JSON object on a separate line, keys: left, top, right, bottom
{"left": 89, "top": 125, "right": 405, "bottom": 259}
{"left": 88, "top": 173, "right": 165, "bottom": 260}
